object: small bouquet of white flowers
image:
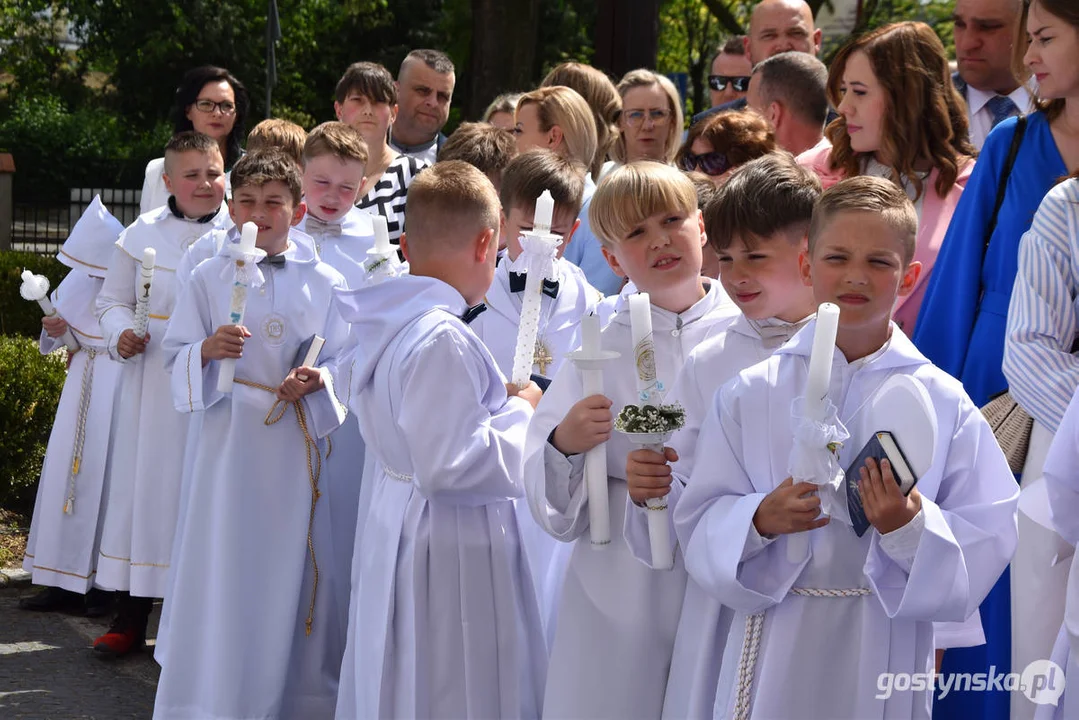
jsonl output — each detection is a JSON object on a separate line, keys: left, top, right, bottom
{"left": 615, "top": 403, "right": 686, "bottom": 435}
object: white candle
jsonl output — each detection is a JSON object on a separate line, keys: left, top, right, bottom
{"left": 578, "top": 313, "right": 611, "bottom": 546}
{"left": 628, "top": 293, "right": 659, "bottom": 403}
{"left": 19, "top": 270, "right": 78, "bottom": 351}
{"left": 533, "top": 190, "right": 554, "bottom": 234}
{"left": 131, "top": 248, "right": 156, "bottom": 338}
{"left": 217, "top": 223, "right": 259, "bottom": 392}
{"left": 627, "top": 292, "right": 674, "bottom": 570}
{"left": 804, "top": 303, "right": 840, "bottom": 422}
{"left": 372, "top": 215, "right": 392, "bottom": 255}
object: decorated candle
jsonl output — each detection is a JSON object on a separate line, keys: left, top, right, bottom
{"left": 19, "top": 270, "right": 78, "bottom": 351}
{"left": 217, "top": 222, "right": 259, "bottom": 393}
{"left": 509, "top": 189, "right": 562, "bottom": 388}
{"left": 131, "top": 247, "right": 156, "bottom": 338}
{"left": 372, "top": 215, "right": 392, "bottom": 256}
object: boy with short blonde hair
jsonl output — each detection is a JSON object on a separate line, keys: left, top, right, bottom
{"left": 246, "top": 118, "right": 308, "bottom": 165}
{"left": 155, "top": 149, "right": 350, "bottom": 719}
{"left": 334, "top": 160, "right": 547, "bottom": 720}
{"left": 674, "top": 176, "right": 1018, "bottom": 719}
{"left": 523, "top": 161, "right": 736, "bottom": 719}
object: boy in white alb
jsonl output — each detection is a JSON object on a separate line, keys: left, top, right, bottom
{"left": 154, "top": 150, "right": 349, "bottom": 719}
{"left": 523, "top": 162, "right": 735, "bottom": 720}
{"left": 20, "top": 197, "right": 126, "bottom": 617}
{"left": 94, "top": 131, "right": 229, "bottom": 656}
{"left": 674, "top": 177, "right": 1019, "bottom": 719}
{"left": 624, "top": 153, "right": 821, "bottom": 719}
{"left": 334, "top": 161, "right": 546, "bottom": 720}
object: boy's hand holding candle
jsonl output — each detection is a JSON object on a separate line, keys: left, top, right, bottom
{"left": 202, "top": 325, "right": 251, "bottom": 366}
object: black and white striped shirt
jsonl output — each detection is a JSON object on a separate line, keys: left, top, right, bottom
{"left": 356, "top": 154, "right": 429, "bottom": 244}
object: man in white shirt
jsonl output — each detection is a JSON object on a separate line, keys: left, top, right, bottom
{"left": 389, "top": 49, "right": 455, "bottom": 165}
{"left": 952, "top": 0, "right": 1034, "bottom": 149}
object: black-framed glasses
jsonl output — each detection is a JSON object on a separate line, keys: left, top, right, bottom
{"left": 708, "top": 75, "right": 750, "bottom": 93}
{"left": 193, "top": 99, "right": 237, "bottom": 115}
{"left": 680, "top": 151, "right": 732, "bottom": 176}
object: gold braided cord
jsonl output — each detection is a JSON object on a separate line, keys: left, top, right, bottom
{"left": 65, "top": 348, "right": 99, "bottom": 514}
{"left": 235, "top": 378, "right": 323, "bottom": 637}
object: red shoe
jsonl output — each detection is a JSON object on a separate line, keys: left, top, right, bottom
{"left": 92, "top": 618, "right": 145, "bottom": 658}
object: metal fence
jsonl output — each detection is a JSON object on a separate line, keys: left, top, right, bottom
{"left": 12, "top": 188, "right": 142, "bottom": 254}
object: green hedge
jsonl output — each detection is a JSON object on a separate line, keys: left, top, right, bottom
{"left": 0, "top": 251, "right": 71, "bottom": 338}
{"left": 0, "top": 335, "right": 67, "bottom": 513}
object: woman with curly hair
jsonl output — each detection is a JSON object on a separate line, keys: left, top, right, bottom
{"left": 678, "top": 109, "right": 776, "bottom": 186}
{"left": 798, "top": 21, "right": 975, "bottom": 337}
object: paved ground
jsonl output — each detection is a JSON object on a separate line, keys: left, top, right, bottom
{"left": 0, "top": 585, "right": 159, "bottom": 719}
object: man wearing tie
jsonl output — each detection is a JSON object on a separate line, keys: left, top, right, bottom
{"left": 952, "top": 0, "right": 1034, "bottom": 149}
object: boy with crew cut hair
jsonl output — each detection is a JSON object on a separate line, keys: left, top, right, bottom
{"left": 674, "top": 176, "right": 1019, "bottom": 719}
{"left": 93, "top": 130, "right": 229, "bottom": 657}
{"left": 334, "top": 160, "right": 547, "bottom": 720}
{"left": 625, "top": 151, "right": 820, "bottom": 718}
{"left": 523, "top": 161, "right": 736, "bottom": 719}
{"left": 438, "top": 121, "right": 519, "bottom": 194}
{"left": 247, "top": 118, "right": 308, "bottom": 166}
{"left": 154, "top": 149, "right": 350, "bottom": 719}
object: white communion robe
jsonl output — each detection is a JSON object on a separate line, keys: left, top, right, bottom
{"left": 153, "top": 240, "right": 349, "bottom": 720}
{"left": 1036, "top": 387, "right": 1079, "bottom": 720}
{"left": 296, "top": 207, "right": 375, "bottom": 638}
{"left": 95, "top": 204, "right": 229, "bottom": 597}
{"left": 23, "top": 271, "right": 122, "bottom": 592}
{"left": 523, "top": 282, "right": 736, "bottom": 720}
{"left": 471, "top": 255, "right": 601, "bottom": 637}
{"left": 628, "top": 313, "right": 799, "bottom": 720}
{"left": 333, "top": 274, "right": 546, "bottom": 720}
{"left": 674, "top": 323, "right": 1019, "bottom": 720}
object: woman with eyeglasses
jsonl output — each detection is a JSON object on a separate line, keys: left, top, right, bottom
{"left": 139, "top": 66, "right": 249, "bottom": 214}
{"left": 612, "top": 69, "right": 684, "bottom": 166}
{"left": 797, "top": 21, "right": 974, "bottom": 338}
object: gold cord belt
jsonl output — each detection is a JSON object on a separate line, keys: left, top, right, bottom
{"left": 65, "top": 348, "right": 99, "bottom": 514}
{"left": 235, "top": 378, "right": 323, "bottom": 637}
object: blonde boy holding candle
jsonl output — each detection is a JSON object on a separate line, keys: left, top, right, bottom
{"left": 154, "top": 150, "right": 350, "bottom": 719}
{"left": 623, "top": 153, "right": 821, "bottom": 718}
{"left": 522, "top": 161, "right": 736, "bottom": 720}
{"left": 673, "top": 176, "right": 1019, "bottom": 719}
{"left": 333, "top": 161, "right": 546, "bottom": 720}
{"left": 93, "top": 130, "right": 229, "bottom": 657}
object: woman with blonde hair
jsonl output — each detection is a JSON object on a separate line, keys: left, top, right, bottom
{"left": 513, "top": 86, "right": 598, "bottom": 179}
{"left": 798, "top": 21, "right": 975, "bottom": 337}
{"left": 482, "top": 92, "right": 521, "bottom": 131}
{"left": 612, "top": 69, "right": 684, "bottom": 166}
{"left": 541, "top": 62, "right": 621, "bottom": 181}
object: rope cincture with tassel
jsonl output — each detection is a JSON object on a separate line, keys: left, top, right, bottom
{"left": 235, "top": 378, "right": 323, "bottom": 637}
{"left": 64, "top": 348, "right": 99, "bottom": 515}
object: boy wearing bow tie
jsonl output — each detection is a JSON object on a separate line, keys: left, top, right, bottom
{"left": 155, "top": 150, "right": 350, "bottom": 719}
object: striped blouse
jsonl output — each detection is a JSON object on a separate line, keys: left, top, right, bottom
{"left": 356, "top": 154, "right": 429, "bottom": 245}
{"left": 1003, "top": 177, "right": 1079, "bottom": 433}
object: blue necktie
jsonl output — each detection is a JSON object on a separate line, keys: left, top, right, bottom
{"left": 986, "top": 95, "right": 1018, "bottom": 129}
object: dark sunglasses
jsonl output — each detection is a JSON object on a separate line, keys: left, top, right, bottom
{"left": 680, "top": 151, "right": 732, "bottom": 176}
{"left": 707, "top": 75, "right": 750, "bottom": 93}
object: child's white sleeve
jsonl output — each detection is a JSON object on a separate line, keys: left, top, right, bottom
{"left": 862, "top": 391, "right": 1019, "bottom": 624}
{"left": 96, "top": 242, "right": 137, "bottom": 361}
{"left": 1045, "top": 386, "right": 1079, "bottom": 545}
{"left": 300, "top": 280, "right": 350, "bottom": 439}
{"left": 399, "top": 328, "right": 533, "bottom": 506}
{"left": 523, "top": 361, "right": 590, "bottom": 542}
{"left": 162, "top": 269, "right": 223, "bottom": 414}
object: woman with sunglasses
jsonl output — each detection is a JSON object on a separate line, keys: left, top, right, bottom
{"left": 677, "top": 109, "right": 776, "bottom": 186}
{"left": 140, "top": 66, "right": 249, "bottom": 213}
{"left": 797, "top": 21, "right": 974, "bottom": 338}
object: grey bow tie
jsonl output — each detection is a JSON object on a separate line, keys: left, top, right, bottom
{"left": 306, "top": 216, "right": 343, "bottom": 237}
{"left": 748, "top": 318, "right": 809, "bottom": 348}
{"left": 258, "top": 253, "right": 286, "bottom": 267}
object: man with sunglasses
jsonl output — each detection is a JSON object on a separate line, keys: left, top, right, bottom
{"left": 692, "top": 0, "right": 822, "bottom": 125}
{"left": 708, "top": 36, "right": 753, "bottom": 109}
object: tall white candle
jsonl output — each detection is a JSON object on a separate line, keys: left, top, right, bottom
{"left": 626, "top": 292, "right": 674, "bottom": 570}
{"left": 372, "top": 215, "right": 392, "bottom": 255}
{"left": 804, "top": 303, "right": 840, "bottom": 422}
{"left": 217, "top": 222, "right": 259, "bottom": 393}
{"left": 533, "top": 190, "right": 554, "bottom": 233}
{"left": 578, "top": 313, "right": 610, "bottom": 546}
{"left": 131, "top": 247, "right": 156, "bottom": 338}
{"left": 509, "top": 190, "right": 561, "bottom": 388}
{"left": 19, "top": 270, "right": 78, "bottom": 351}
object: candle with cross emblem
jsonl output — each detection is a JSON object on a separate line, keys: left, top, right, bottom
{"left": 217, "top": 222, "right": 259, "bottom": 393}
{"left": 509, "top": 190, "right": 562, "bottom": 389}
{"left": 131, "top": 248, "right": 156, "bottom": 339}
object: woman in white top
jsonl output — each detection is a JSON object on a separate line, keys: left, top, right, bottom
{"left": 140, "top": 66, "right": 249, "bottom": 213}
{"left": 334, "top": 61, "right": 427, "bottom": 246}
